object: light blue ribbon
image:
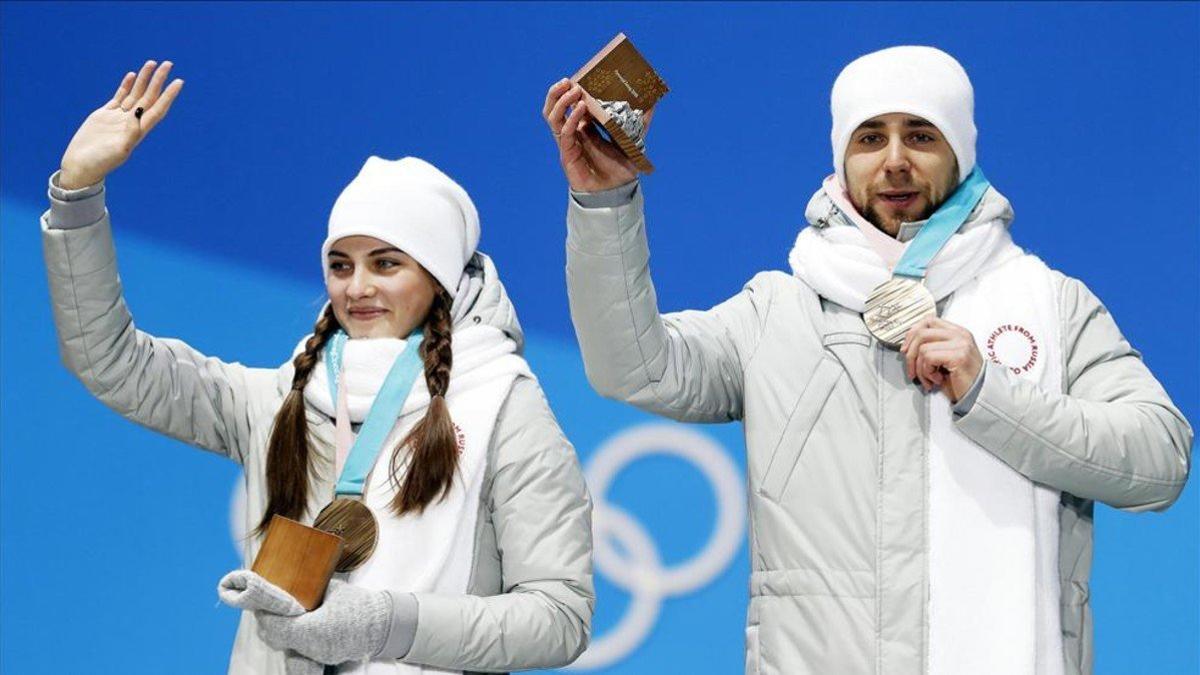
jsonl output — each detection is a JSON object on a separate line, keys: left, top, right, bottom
{"left": 892, "top": 167, "right": 991, "bottom": 280}
{"left": 324, "top": 329, "right": 425, "bottom": 496}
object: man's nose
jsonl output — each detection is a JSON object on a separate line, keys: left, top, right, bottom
{"left": 883, "top": 137, "right": 911, "bottom": 175}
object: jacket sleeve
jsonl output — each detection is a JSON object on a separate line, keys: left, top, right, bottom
{"left": 40, "top": 181, "right": 269, "bottom": 464}
{"left": 955, "top": 273, "right": 1193, "bottom": 511}
{"left": 565, "top": 183, "right": 771, "bottom": 423}
{"left": 402, "top": 376, "right": 594, "bottom": 671}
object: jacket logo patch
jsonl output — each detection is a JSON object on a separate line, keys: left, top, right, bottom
{"left": 986, "top": 324, "right": 1039, "bottom": 375}
{"left": 454, "top": 423, "right": 466, "bottom": 455}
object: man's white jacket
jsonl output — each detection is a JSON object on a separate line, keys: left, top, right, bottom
{"left": 565, "top": 181, "right": 1191, "bottom": 675}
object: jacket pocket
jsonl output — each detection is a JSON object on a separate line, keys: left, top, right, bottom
{"left": 760, "top": 357, "right": 843, "bottom": 500}
{"left": 745, "top": 624, "right": 761, "bottom": 675}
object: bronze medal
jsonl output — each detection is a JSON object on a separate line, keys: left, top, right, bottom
{"left": 863, "top": 277, "right": 936, "bottom": 349}
{"left": 313, "top": 497, "right": 378, "bottom": 572}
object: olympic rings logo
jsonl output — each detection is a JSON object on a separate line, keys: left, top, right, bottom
{"left": 567, "top": 423, "right": 746, "bottom": 671}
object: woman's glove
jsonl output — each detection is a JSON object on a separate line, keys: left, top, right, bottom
{"left": 218, "top": 570, "right": 392, "bottom": 666}
{"left": 282, "top": 650, "right": 324, "bottom": 675}
{"left": 217, "top": 571, "right": 323, "bottom": 674}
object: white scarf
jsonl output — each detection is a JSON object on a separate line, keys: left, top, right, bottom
{"left": 789, "top": 179, "right": 1063, "bottom": 675}
{"left": 790, "top": 176, "right": 1022, "bottom": 312}
{"left": 298, "top": 324, "right": 532, "bottom": 675}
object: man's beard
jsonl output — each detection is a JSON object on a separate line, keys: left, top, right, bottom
{"left": 862, "top": 197, "right": 939, "bottom": 233}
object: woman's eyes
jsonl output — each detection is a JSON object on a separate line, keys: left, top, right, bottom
{"left": 328, "top": 259, "right": 403, "bottom": 272}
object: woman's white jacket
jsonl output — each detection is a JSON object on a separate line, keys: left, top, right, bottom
{"left": 40, "top": 180, "right": 594, "bottom": 674}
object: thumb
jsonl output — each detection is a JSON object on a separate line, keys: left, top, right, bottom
{"left": 218, "top": 570, "right": 305, "bottom": 616}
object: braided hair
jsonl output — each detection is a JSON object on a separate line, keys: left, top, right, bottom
{"left": 256, "top": 303, "right": 341, "bottom": 534}
{"left": 388, "top": 285, "right": 457, "bottom": 515}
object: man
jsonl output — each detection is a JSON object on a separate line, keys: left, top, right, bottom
{"left": 542, "top": 46, "right": 1191, "bottom": 674}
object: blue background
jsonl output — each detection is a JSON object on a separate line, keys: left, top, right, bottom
{"left": 2, "top": 2, "right": 1196, "bottom": 673}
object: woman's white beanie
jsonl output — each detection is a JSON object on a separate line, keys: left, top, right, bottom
{"left": 322, "top": 156, "right": 480, "bottom": 297}
{"left": 831, "top": 46, "right": 976, "bottom": 189}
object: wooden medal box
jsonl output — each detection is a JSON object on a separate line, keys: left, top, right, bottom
{"left": 250, "top": 515, "right": 344, "bottom": 611}
{"left": 570, "top": 33, "right": 669, "bottom": 174}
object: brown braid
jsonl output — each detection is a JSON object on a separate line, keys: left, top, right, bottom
{"left": 256, "top": 303, "right": 341, "bottom": 535}
{"left": 389, "top": 286, "right": 457, "bottom": 515}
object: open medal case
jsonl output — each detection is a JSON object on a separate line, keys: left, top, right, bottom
{"left": 570, "top": 33, "right": 669, "bottom": 174}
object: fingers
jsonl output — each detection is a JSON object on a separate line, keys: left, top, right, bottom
{"left": 138, "top": 78, "right": 184, "bottom": 132}
{"left": 899, "top": 320, "right": 957, "bottom": 353}
{"left": 135, "top": 61, "right": 173, "bottom": 111}
{"left": 559, "top": 127, "right": 591, "bottom": 184}
{"left": 902, "top": 317, "right": 951, "bottom": 387}
{"left": 120, "top": 60, "right": 158, "bottom": 111}
{"left": 915, "top": 344, "right": 956, "bottom": 390}
{"left": 561, "top": 92, "right": 589, "bottom": 137}
{"left": 542, "top": 78, "right": 572, "bottom": 121}
{"left": 911, "top": 346, "right": 938, "bottom": 391}
{"left": 901, "top": 317, "right": 977, "bottom": 393}
{"left": 561, "top": 92, "right": 599, "bottom": 162}
{"left": 105, "top": 72, "right": 136, "bottom": 109}
{"left": 901, "top": 320, "right": 933, "bottom": 383}
{"left": 546, "top": 83, "right": 584, "bottom": 137}
{"left": 902, "top": 329, "right": 956, "bottom": 373}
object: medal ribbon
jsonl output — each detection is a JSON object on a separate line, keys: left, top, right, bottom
{"left": 892, "top": 167, "right": 991, "bottom": 280}
{"left": 324, "top": 329, "right": 425, "bottom": 496}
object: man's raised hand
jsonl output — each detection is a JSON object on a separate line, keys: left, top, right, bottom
{"left": 542, "top": 78, "right": 637, "bottom": 193}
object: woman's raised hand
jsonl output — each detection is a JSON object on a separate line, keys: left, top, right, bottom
{"left": 543, "top": 78, "right": 637, "bottom": 193}
{"left": 59, "top": 60, "right": 184, "bottom": 189}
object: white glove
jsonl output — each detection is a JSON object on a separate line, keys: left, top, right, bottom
{"left": 218, "top": 570, "right": 391, "bottom": 666}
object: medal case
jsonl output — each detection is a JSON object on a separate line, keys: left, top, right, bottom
{"left": 571, "top": 33, "right": 668, "bottom": 174}
{"left": 251, "top": 515, "right": 344, "bottom": 611}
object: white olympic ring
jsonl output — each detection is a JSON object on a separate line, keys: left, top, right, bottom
{"left": 567, "top": 423, "right": 746, "bottom": 671}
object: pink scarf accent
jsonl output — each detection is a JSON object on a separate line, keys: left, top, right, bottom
{"left": 334, "top": 370, "right": 354, "bottom": 480}
{"left": 821, "top": 175, "right": 904, "bottom": 270}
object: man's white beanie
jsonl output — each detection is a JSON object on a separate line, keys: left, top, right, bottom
{"left": 322, "top": 156, "right": 480, "bottom": 297}
{"left": 831, "top": 46, "right": 976, "bottom": 189}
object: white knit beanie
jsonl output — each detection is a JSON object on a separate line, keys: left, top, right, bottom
{"left": 830, "top": 46, "right": 976, "bottom": 189}
{"left": 322, "top": 156, "right": 480, "bottom": 297}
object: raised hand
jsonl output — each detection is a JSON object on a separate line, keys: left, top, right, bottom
{"left": 59, "top": 60, "right": 184, "bottom": 189}
{"left": 542, "top": 78, "right": 637, "bottom": 193}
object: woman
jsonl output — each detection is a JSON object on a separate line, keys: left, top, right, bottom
{"left": 45, "top": 60, "right": 593, "bottom": 674}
